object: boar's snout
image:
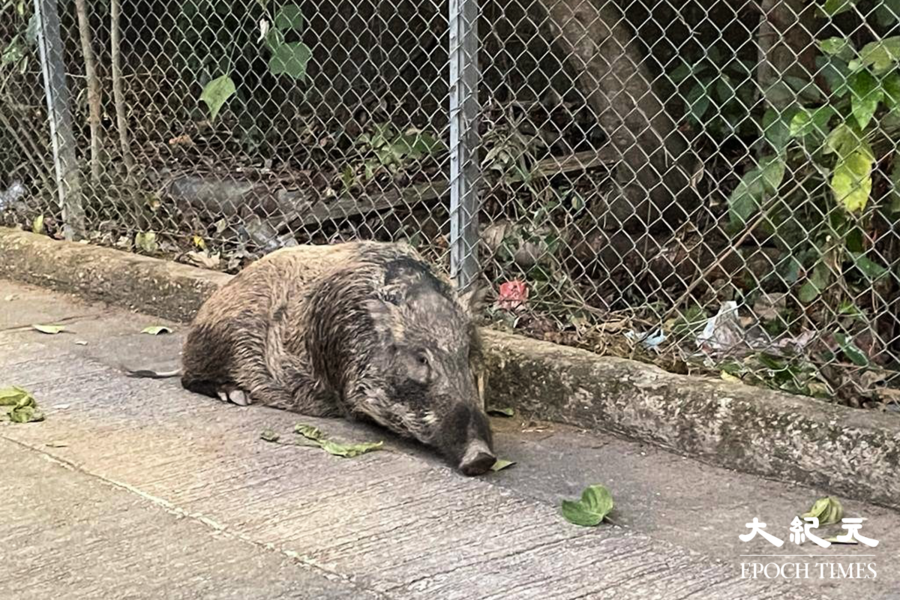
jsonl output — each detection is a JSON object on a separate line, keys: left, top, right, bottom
{"left": 459, "top": 439, "right": 496, "bottom": 476}
{"left": 432, "top": 401, "right": 495, "bottom": 476}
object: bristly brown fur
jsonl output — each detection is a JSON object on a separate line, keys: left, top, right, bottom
{"left": 178, "top": 241, "right": 494, "bottom": 470}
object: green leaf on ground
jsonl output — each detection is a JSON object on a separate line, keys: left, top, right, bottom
{"left": 141, "top": 325, "right": 172, "bottom": 335}
{"left": 802, "top": 496, "right": 844, "bottom": 525}
{"left": 833, "top": 333, "right": 870, "bottom": 367}
{"left": 0, "top": 386, "right": 31, "bottom": 406}
{"left": 32, "top": 324, "right": 65, "bottom": 335}
{"left": 293, "top": 423, "right": 383, "bottom": 458}
{"left": 32, "top": 214, "right": 44, "bottom": 234}
{"left": 491, "top": 459, "right": 516, "bottom": 472}
{"left": 200, "top": 75, "right": 236, "bottom": 122}
{"left": 487, "top": 406, "right": 515, "bottom": 417}
{"left": 317, "top": 439, "right": 383, "bottom": 458}
{"left": 1, "top": 387, "right": 44, "bottom": 423}
{"left": 260, "top": 430, "right": 280, "bottom": 443}
{"left": 561, "top": 484, "right": 615, "bottom": 527}
{"left": 294, "top": 423, "right": 325, "bottom": 441}
{"left": 134, "top": 231, "right": 159, "bottom": 254}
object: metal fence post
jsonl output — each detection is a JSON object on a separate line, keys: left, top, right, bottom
{"left": 448, "top": 0, "right": 480, "bottom": 291}
{"left": 34, "top": 0, "right": 84, "bottom": 240}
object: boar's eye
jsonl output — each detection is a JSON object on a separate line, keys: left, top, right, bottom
{"left": 416, "top": 352, "right": 429, "bottom": 367}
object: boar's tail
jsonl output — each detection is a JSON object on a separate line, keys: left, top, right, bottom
{"left": 122, "top": 366, "right": 182, "bottom": 379}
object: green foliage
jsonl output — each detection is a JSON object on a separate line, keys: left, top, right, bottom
{"left": 668, "top": 46, "right": 758, "bottom": 138}
{"left": 177, "top": 2, "right": 312, "bottom": 121}
{"left": 347, "top": 123, "right": 446, "bottom": 184}
{"left": 268, "top": 42, "right": 311, "bottom": 81}
{"left": 820, "top": 0, "right": 858, "bottom": 17}
{"left": 200, "top": 74, "right": 236, "bottom": 122}
{"left": 727, "top": 154, "right": 787, "bottom": 229}
{"left": 727, "top": 27, "right": 900, "bottom": 316}
{"left": 0, "top": 1, "right": 36, "bottom": 79}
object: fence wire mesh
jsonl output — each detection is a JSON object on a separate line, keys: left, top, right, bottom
{"left": 2, "top": 0, "right": 900, "bottom": 409}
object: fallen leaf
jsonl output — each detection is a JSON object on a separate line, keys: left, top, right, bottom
{"left": 294, "top": 423, "right": 324, "bottom": 441}
{"left": 825, "top": 537, "right": 859, "bottom": 545}
{"left": 32, "top": 324, "right": 65, "bottom": 335}
{"left": 318, "top": 439, "right": 384, "bottom": 458}
{"left": 1, "top": 387, "right": 45, "bottom": 423}
{"left": 720, "top": 371, "right": 741, "bottom": 383}
{"left": 491, "top": 459, "right": 516, "bottom": 471}
{"left": 75, "top": 341, "right": 88, "bottom": 346}
{"left": 802, "top": 496, "right": 843, "bottom": 526}
{"left": 561, "top": 484, "right": 615, "bottom": 527}
{"left": 32, "top": 214, "right": 44, "bottom": 234}
{"left": 488, "top": 406, "right": 515, "bottom": 417}
{"left": 260, "top": 430, "right": 280, "bottom": 443}
{"left": 293, "top": 423, "right": 383, "bottom": 458}
{"left": 141, "top": 325, "right": 172, "bottom": 335}
{"left": 134, "top": 231, "right": 159, "bottom": 254}
{"left": 0, "top": 386, "right": 30, "bottom": 406}
{"left": 46, "top": 441, "right": 69, "bottom": 448}
{"left": 4, "top": 295, "right": 17, "bottom": 301}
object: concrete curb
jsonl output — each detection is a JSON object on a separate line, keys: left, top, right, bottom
{"left": 3, "top": 227, "right": 899, "bottom": 509}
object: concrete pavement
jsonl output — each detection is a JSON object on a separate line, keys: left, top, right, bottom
{"left": 1, "top": 279, "right": 897, "bottom": 599}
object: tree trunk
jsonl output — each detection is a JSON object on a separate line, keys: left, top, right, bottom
{"left": 757, "top": 0, "right": 817, "bottom": 111}
{"left": 75, "top": 0, "right": 103, "bottom": 183}
{"left": 540, "top": 0, "right": 697, "bottom": 232}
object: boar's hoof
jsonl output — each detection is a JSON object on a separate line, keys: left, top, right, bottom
{"left": 216, "top": 387, "right": 250, "bottom": 406}
{"left": 459, "top": 440, "right": 496, "bottom": 476}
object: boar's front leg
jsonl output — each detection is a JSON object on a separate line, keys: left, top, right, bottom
{"left": 182, "top": 311, "right": 338, "bottom": 416}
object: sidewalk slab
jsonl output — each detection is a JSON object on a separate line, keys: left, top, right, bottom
{"left": 0, "top": 280, "right": 814, "bottom": 600}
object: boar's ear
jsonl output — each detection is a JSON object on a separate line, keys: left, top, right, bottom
{"left": 364, "top": 297, "right": 402, "bottom": 338}
{"left": 458, "top": 282, "right": 491, "bottom": 317}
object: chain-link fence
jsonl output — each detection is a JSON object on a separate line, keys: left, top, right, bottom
{"left": 2, "top": 0, "right": 900, "bottom": 409}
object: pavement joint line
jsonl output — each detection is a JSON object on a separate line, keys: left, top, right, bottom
{"left": 0, "top": 432, "right": 394, "bottom": 600}
{"left": 0, "top": 312, "right": 107, "bottom": 333}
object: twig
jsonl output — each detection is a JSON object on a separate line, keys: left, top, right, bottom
{"left": 110, "top": 0, "right": 134, "bottom": 177}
